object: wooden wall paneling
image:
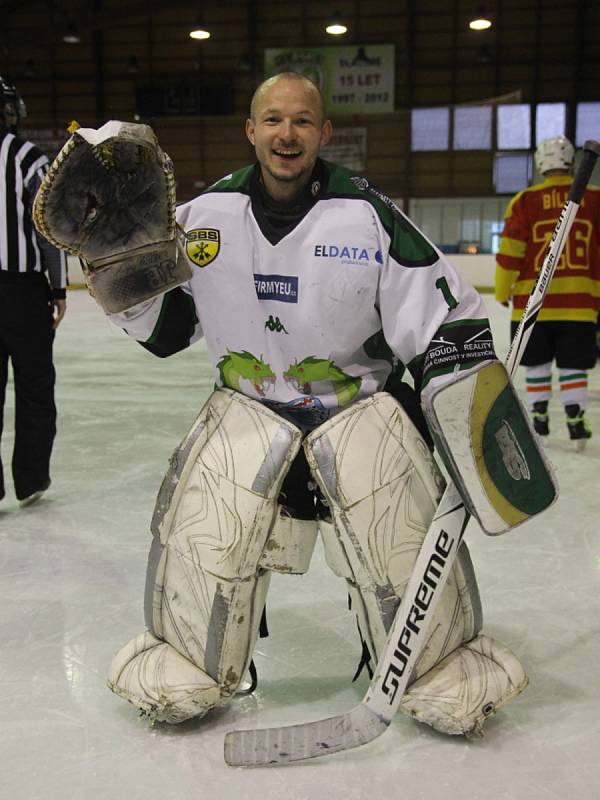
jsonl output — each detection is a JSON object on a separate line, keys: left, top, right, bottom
{"left": 0, "top": 0, "right": 595, "bottom": 200}
{"left": 352, "top": 16, "right": 409, "bottom": 39}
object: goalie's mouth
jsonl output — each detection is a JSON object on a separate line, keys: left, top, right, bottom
{"left": 273, "top": 148, "right": 302, "bottom": 161}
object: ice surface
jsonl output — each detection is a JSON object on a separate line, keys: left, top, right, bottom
{"left": 1, "top": 291, "right": 599, "bottom": 799}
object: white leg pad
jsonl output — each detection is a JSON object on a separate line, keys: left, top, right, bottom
{"left": 398, "top": 634, "right": 529, "bottom": 735}
{"left": 308, "top": 392, "right": 481, "bottom": 682}
{"left": 107, "top": 389, "right": 303, "bottom": 722}
{"left": 311, "top": 394, "right": 527, "bottom": 734}
{"left": 107, "top": 631, "right": 221, "bottom": 723}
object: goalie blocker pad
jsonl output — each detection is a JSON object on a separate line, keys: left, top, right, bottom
{"left": 422, "top": 361, "right": 558, "bottom": 536}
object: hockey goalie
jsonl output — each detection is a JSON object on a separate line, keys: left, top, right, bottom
{"left": 34, "top": 74, "right": 557, "bottom": 742}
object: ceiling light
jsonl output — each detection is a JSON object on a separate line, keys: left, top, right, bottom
{"left": 469, "top": 8, "right": 492, "bottom": 30}
{"left": 326, "top": 12, "right": 348, "bottom": 36}
{"left": 63, "top": 22, "right": 81, "bottom": 44}
{"left": 190, "top": 16, "right": 211, "bottom": 40}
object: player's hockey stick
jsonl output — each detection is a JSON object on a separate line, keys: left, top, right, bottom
{"left": 224, "top": 140, "right": 600, "bottom": 767}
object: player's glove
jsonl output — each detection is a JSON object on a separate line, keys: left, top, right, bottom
{"left": 33, "top": 120, "right": 192, "bottom": 313}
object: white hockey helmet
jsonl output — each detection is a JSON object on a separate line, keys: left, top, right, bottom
{"left": 535, "top": 135, "right": 575, "bottom": 175}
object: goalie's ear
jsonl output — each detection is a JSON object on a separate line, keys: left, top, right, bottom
{"left": 319, "top": 119, "right": 333, "bottom": 149}
{"left": 245, "top": 118, "right": 255, "bottom": 147}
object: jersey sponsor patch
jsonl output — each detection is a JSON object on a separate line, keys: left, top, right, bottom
{"left": 313, "top": 244, "right": 372, "bottom": 265}
{"left": 422, "top": 321, "right": 495, "bottom": 386}
{"left": 254, "top": 274, "right": 299, "bottom": 303}
{"left": 186, "top": 228, "right": 220, "bottom": 267}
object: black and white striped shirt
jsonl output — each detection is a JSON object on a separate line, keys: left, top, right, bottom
{"left": 0, "top": 130, "right": 67, "bottom": 297}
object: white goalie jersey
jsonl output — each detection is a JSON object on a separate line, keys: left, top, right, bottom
{"left": 111, "top": 160, "right": 496, "bottom": 429}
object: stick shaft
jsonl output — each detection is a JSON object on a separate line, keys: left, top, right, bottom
{"left": 364, "top": 482, "right": 467, "bottom": 720}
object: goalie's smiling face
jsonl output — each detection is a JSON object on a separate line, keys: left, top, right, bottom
{"left": 246, "top": 75, "right": 332, "bottom": 202}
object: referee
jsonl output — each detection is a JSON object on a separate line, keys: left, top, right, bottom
{"left": 0, "top": 76, "right": 67, "bottom": 506}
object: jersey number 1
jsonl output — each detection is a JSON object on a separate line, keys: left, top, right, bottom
{"left": 435, "top": 277, "right": 459, "bottom": 310}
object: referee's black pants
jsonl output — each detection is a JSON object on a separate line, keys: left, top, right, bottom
{"left": 0, "top": 272, "right": 56, "bottom": 501}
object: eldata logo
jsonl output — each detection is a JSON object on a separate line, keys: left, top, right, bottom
{"left": 186, "top": 228, "right": 220, "bottom": 267}
{"left": 314, "top": 244, "right": 371, "bottom": 265}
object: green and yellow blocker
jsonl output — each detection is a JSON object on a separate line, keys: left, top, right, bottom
{"left": 471, "top": 362, "right": 557, "bottom": 528}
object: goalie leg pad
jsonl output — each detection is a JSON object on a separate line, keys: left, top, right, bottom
{"left": 107, "top": 389, "right": 303, "bottom": 722}
{"left": 422, "top": 360, "right": 558, "bottom": 535}
{"left": 107, "top": 631, "right": 221, "bottom": 724}
{"left": 398, "top": 634, "right": 529, "bottom": 735}
{"left": 307, "top": 392, "right": 481, "bottom": 683}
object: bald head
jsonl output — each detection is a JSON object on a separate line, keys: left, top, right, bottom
{"left": 250, "top": 72, "right": 326, "bottom": 126}
{"left": 245, "top": 71, "right": 332, "bottom": 202}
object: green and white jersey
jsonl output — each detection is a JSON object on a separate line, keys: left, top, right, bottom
{"left": 110, "top": 160, "right": 495, "bottom": 428}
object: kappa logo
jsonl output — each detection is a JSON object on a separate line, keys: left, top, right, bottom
{"left": 350, "top": 176, "right": 369, "bottom": 191}
{"left": 494, "top": 420, "right": 531, "bottom": 481}
{"left": 186, "top": 228, "right": 220, "bottom": 267}
{"left": 265, "top": 315, "right": 289, "bottom": 334}
{"left": 350, "top": 175, "right": 403, "bottom": 215}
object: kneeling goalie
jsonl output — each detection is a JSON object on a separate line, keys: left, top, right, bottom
{"left": 33, "top": 108, "right": 556, "bottom": 741}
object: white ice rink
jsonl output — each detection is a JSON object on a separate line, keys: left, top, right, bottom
{"left": 1, "top": 291, "right": 599, "bottom": 800}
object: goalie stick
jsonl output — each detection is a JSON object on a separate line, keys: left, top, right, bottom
{"left": 224, "top": 140, "right": 600, "bottom": 767}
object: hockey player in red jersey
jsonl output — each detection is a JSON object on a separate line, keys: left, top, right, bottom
{"left": 496, "top": 135, "right": 600, "bottom": 448}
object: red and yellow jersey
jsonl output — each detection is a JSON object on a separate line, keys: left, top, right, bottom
{"left": 495, "top": 175, "right": 600, "bottom": 322}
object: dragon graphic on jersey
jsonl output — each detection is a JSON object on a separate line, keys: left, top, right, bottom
{"left": 284, "top": 357, "right": 361, "bottom": 407}
{"left": 216, "top": 350, "right": 275, "bottom": 396}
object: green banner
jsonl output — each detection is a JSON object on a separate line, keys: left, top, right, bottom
{"left": 264, "top": 45, "right": 395, "bottom": 115}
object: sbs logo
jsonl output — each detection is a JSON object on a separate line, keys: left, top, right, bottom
{"left": 186, "top": 228, "right": 220, "bottom": 267}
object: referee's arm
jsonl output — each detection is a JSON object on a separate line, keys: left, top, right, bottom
{"left": 29, "top": 167, "right": 68, "bottom": 327}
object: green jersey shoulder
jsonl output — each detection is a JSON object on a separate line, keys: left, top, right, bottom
{"left": 321, "top": 160, "right": 437, "bottom": 268}
{"left": 203, "top": 164, "right": 254, "bottom": 195}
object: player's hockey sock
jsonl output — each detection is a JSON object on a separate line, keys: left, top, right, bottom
{"left": 525, "top": 363, "right": 552, "bottom": 408}
{"left": 559, "top": 369, "right": 588, "bottom": 409}
{"left": 531, "top": 400, "right": 549, "bottom": 436}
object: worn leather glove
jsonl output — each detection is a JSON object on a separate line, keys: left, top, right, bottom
{"left": 33, "top": 120, "right": 191, "bottom": 313}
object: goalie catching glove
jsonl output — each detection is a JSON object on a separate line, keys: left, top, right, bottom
{"left": 33, "top": 120, "right": 192, "bottom": 313}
